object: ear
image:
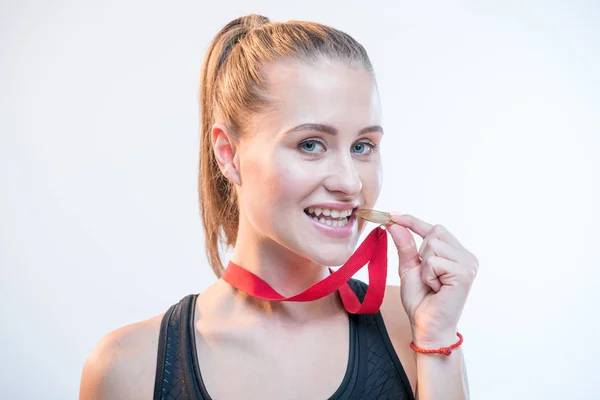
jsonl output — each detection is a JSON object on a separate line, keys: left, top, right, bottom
{"left": 211, "top": 122, "right": 241, "bottom": 186}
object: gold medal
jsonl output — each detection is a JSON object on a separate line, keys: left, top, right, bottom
{"left": 355, "top": 209, "right": 394, "bottom": 225}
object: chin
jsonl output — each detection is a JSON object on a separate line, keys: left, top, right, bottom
{"left": 304, "top": 243, "right": 356, "bottom": 267}
{"left": 275, "top": 212, "right": 366, "bottom": 267}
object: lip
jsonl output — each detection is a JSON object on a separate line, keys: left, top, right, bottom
{"left": 304, "top": 202, "right": 360, "bottom": 211}
{"left": 304, "top": 208, "right": 358, "bottom": 238}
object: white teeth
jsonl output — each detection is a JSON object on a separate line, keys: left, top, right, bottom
{"left": 306, "top": 207, "right": 353, "bottom": 218}
{"left": 305, "top": 206, "right": 356, "bottom": 228}
{"left": 309, "top": 216, "right": 351, "bottom": 228}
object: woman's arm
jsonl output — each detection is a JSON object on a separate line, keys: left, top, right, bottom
{"left": 381, "top": 285, "right": 470, "bottom": 400}
{"left": 79, "top": 318, "right": 161, "bottom": 400}
{"left": 412, "top": 333, "right": 470, "bottom": 399}
{"left": 79, "top": 329, "right": 132, "bottom": 400}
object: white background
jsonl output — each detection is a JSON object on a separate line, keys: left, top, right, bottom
{"left": 1, "top": 0, "right": 599, "bottom": 399}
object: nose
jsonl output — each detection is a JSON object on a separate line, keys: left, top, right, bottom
{"left": 323, "top": 151, "right": 363, "bottom": 196}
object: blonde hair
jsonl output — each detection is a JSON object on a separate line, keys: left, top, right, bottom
{"left": 199, "top": 14, "right": 374, "bottom": 277}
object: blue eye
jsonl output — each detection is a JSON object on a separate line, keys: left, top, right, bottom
{"left": 298, "top": 139, "right": 325, "bottom": 153}
{"left": 352, "top": 141, "right": 377, "bottom": 155}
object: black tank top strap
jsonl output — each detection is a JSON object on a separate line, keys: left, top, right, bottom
{"left": 346, "top": 279, "right": 416, "bottom": 400}
{"left": 153, "top": 294, "right": 201, "bottom": 400}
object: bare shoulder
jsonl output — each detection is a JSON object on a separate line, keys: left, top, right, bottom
{"left": 379, "top": 284, "right": 417, "bottom": 396}
{"left": 78, "top": 312, "right": 165, "bottom": 400}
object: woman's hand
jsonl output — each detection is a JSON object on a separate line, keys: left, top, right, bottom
{"left": 385, "top": 212, "right": 479, "bottom": 346}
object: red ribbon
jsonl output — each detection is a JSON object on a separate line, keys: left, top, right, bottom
{"left": 221, "top": 226, "right": 388, "bottom": 314}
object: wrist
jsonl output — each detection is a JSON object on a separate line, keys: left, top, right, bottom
{"left": 411, "top": 326, "right": 459, "bottom": 348}
{"left": 410, "top": 331, "right": 464, "bottom": 357}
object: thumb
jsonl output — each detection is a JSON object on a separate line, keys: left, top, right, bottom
{"left": 385, "top": 223, "right": 421, "bottom": 276}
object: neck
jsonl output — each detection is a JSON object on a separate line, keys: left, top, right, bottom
{"left": 222, "top": 218, "right": 344, "bottom": 323}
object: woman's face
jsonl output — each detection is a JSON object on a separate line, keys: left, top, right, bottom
{"left": 237, "top": 58, "right": 383, "bottom": 266}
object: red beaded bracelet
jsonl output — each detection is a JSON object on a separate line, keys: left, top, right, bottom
{"left": 410, "top": 332, "right": 464, "bottom": 356}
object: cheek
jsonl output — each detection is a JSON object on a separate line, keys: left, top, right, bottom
{"left": 238, "top": 151, "right": 277, "bottom": 219}
{"left": 271, "top": 158, "right": 320, "bottom": 205}
{"left": 242, "top": 151, "right": 318, "bottom": 215}
{"left": 360, "top": 160, "right": 383, "bottom": 205}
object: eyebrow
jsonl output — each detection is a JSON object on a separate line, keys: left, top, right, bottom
{"left": 282, "top": 123, "right": 384, "bottom": 137}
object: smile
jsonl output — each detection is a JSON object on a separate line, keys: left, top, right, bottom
{"left": 303, "top": 207, "right": 356, "bottom": 228}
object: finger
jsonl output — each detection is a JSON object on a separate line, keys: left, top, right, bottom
{"left": 388, "top": 212, "right": 433, "bottom": 239}
{"left": 385, "top": 223, "right": 421, "bottom": 276}
{"left": 419, "top": 236, "right": 460, "bottom": 263}
{"left": 392, "top": 212, "right": 463, "bottom": 250}
{"left": 419, "top": 242, "right": 443, "bottom": 291}
{"left": 421, "top": 256, "right": 459, "bottom": 292}
{"left": 427, "top": 223, "right": 464, "bottom": 250}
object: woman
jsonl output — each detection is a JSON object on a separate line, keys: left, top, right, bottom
{"left": 79, "top": 14, "right": 477, "bottom": 400}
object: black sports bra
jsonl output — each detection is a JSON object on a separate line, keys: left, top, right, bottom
{"left": 153, "top": 278, "right": 415, "bottom": 399}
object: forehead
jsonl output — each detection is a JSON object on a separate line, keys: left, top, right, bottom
{"left": 259, "top": 58, "right": 381, "bottom": 132}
